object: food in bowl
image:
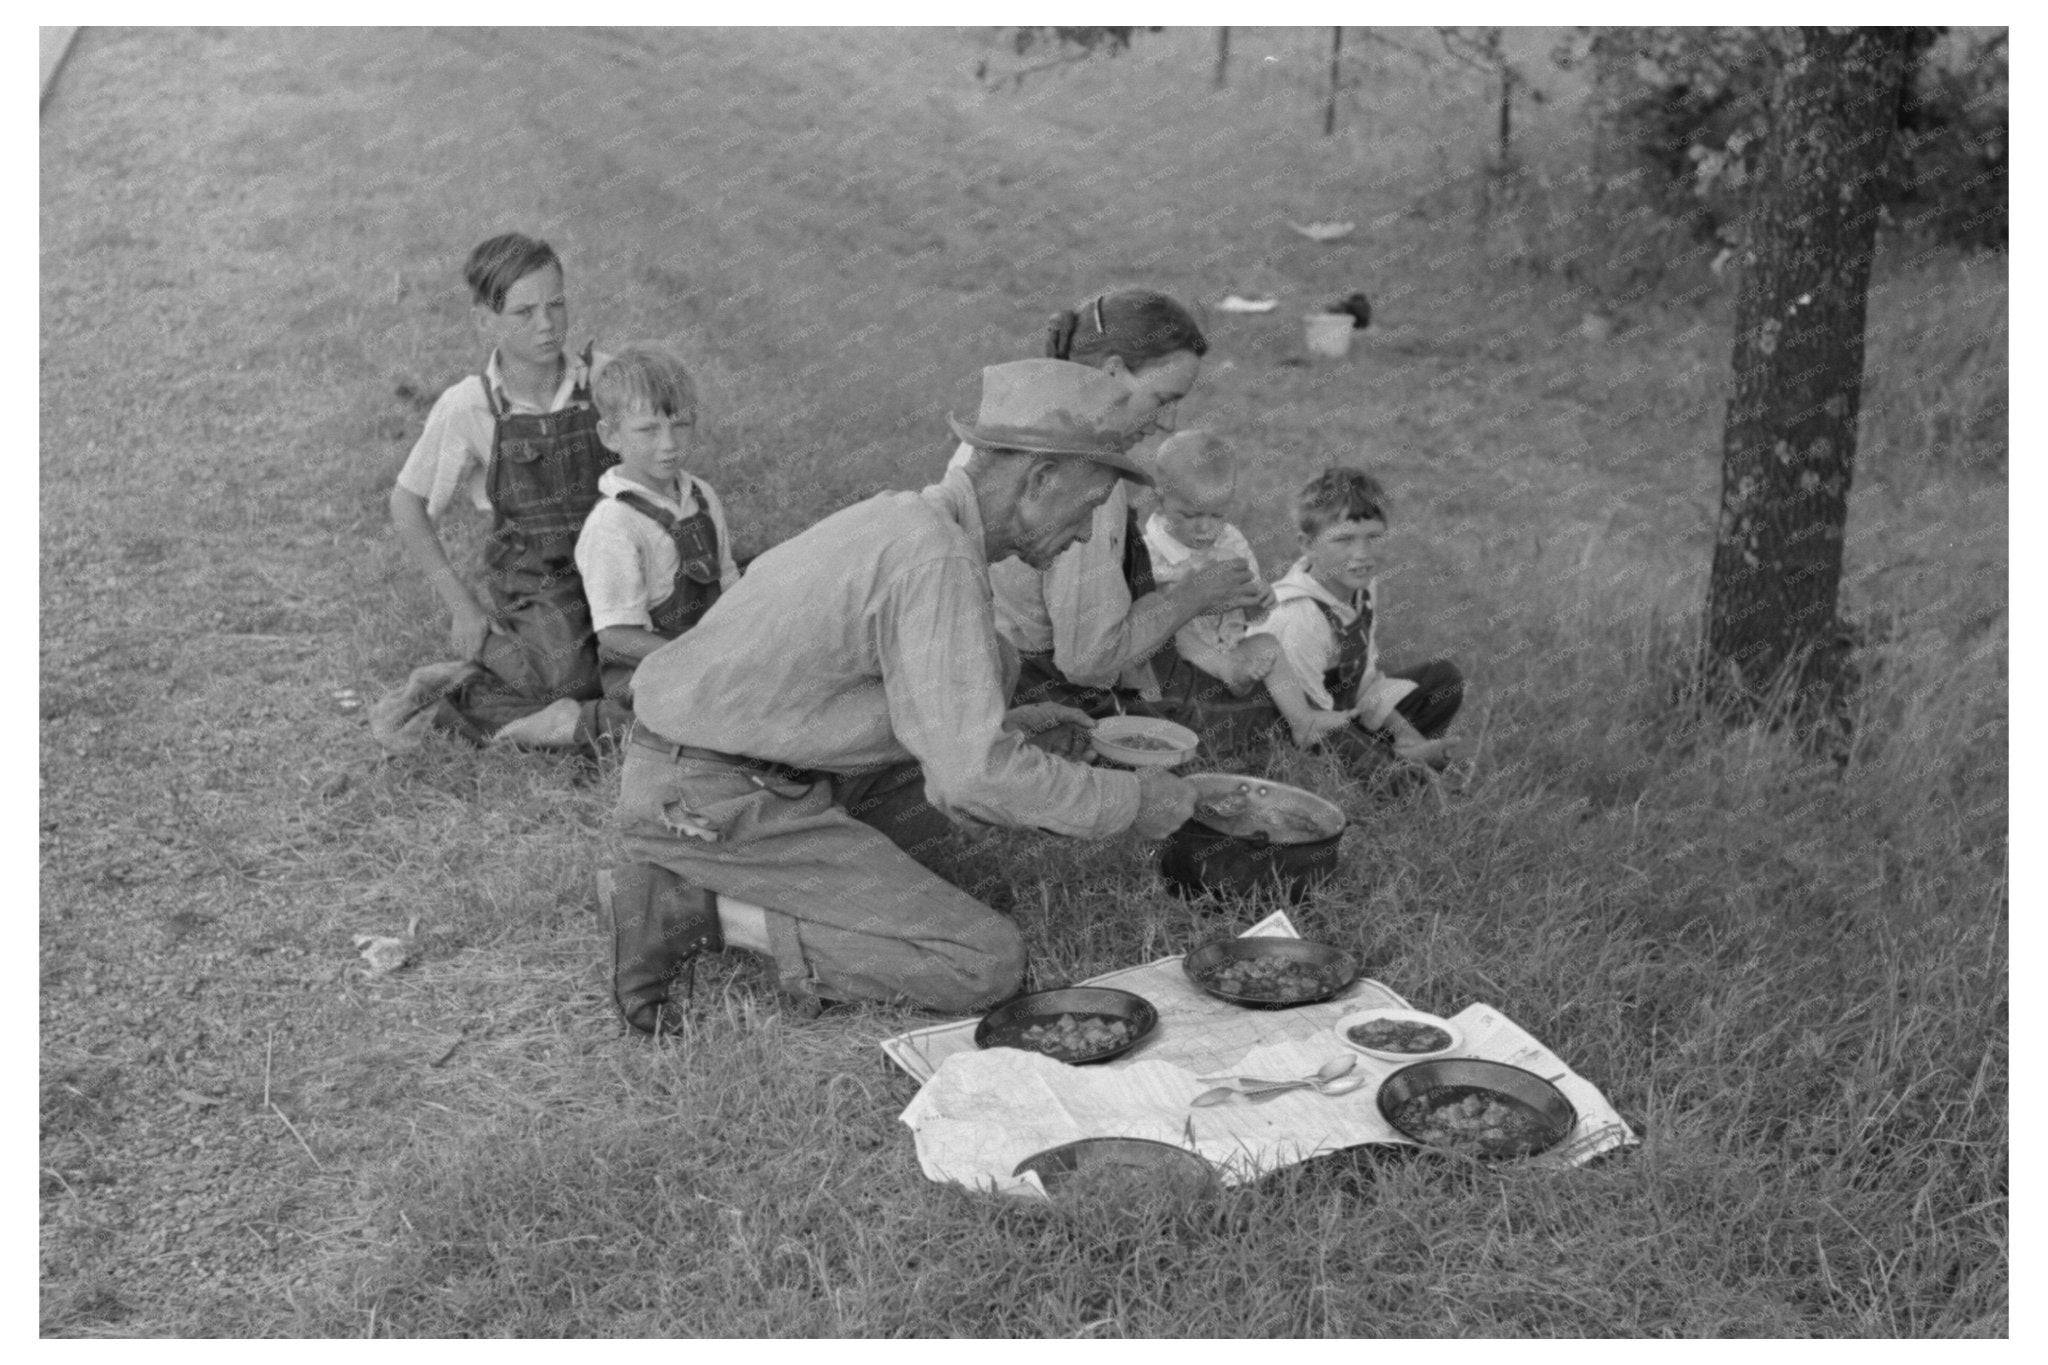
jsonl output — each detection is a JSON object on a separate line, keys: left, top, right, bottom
{"left": 1199, "top": 955, "right": 1343, "bottom": 1002}
{"left": 1346, "top": 1018, "right": 1455, "bottom": 1054}
{"left": 1018, "top": 1012, "right": 1133, "bottom": 1061}
{"left": 1090, "top": 717, "right": 1199, "bottom": 769}
{"left": 1391, "top": 1089, "right": 1555, "bottom": 1157}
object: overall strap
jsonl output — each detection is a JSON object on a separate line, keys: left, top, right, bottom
{"left": 613, "top": 487, "right": 681, "bottom": 535}
{"left": 1311, "top": 597, "right": 1347, "bottom": 637}
{"left": 614, "top": 479, "right": 709, "bottom": 534}
{"left": 1313, "top": 596, "right": 1370, "bottom": 709}
{"left": 570, "top": 342, "right": 596, "bottom": 404}
{"left": 1312, "top": 591, "right": 1374, "bottom": 642}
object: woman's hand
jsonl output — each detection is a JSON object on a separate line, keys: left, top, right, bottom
{"left": 1175, "top": 558, "right": 1267, "bottom": 617}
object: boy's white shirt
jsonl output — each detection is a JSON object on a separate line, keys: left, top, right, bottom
{"left": 1250, "top": 560, "right": 1414, "bottom": 727}
{"left": 1141, "top": 513, "right": 1260, "bottom": 670}
{"left": 394, "top": 347, "right": 608, "bottom": 519}
{"left": 574, "top": 466, "right": 742, "bottom": 634}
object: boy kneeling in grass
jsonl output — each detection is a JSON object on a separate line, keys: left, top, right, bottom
{"left": 572, "top": 345, "right": 741, "bottom": 719}
{"left": 380, "top": 233, "right": 615, "bottom": 752}
{"left": 1250, "top": 467, "right": 1464, "bottom": 781}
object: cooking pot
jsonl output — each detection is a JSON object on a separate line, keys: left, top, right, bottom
{"left": 1159, "top": 773, "right": 1347, "bottom": 903}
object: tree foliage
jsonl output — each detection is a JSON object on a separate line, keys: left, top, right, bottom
{"left": 1557, "top": 26, "right": 2004, "bottom": 252}
{"left": 976, "top": 27, "right": 1162, "bottom": 88}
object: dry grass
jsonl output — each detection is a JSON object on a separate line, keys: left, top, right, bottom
{"left": 41, "top": 26, "right": 2003, "bottom": 1337}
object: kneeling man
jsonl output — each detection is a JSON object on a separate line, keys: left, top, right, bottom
{"left": 609, "top": 359, "right": 1198, "bottom": 1033}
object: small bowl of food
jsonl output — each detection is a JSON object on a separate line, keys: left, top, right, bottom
{"left": 1181, "top": 936, "right": 1360, "bottom": 1009}
{"left": 974, "top": 986, "right": 1158, "bottom": 1065}
{"left": 1335, "top": 1007, "right": 1464, "bottom": 1062}
{"left": 1376, "top": 1058, "right": 1578, "bottom": 1161}
{"left": 1090, "top": 716, "right": 1199, "bottom": 769}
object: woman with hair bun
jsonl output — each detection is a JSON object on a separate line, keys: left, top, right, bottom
{"left": 952, "top": 288, "right": 1271, "bottom": 723}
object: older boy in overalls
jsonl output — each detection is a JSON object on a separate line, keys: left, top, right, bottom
{"left": 383, "top": 233, "right": 617, "bottom": 751}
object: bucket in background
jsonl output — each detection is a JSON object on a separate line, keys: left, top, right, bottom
{"left": 1303, "top": 312, "right": 1355, "bottom": 360}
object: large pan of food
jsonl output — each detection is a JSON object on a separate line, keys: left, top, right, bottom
{"left": 1160, "top": 773, "right": 1348, "bottom": 902}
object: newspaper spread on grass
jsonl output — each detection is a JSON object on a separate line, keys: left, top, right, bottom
{"left": 887, "top": 912, "right": 1637, "bottom": 1197}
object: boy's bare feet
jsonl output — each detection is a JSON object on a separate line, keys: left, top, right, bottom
{"left": 491, "top": 697, "right": 583, "bottom": 748}
{"left": 1288, "top": 709, "right": 1358, "bottom": 747}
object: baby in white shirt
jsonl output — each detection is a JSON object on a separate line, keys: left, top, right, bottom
{"left": 1141, "top": 432, "right": 1329, "bottom": 743}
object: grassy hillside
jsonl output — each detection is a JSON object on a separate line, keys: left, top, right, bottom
{"left": 41, "top": 27, "right": 2005, "bottom": 1336}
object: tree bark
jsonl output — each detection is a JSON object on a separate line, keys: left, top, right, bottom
{"left": 1704, "top": 27, "right": 1910, "bottom": 714}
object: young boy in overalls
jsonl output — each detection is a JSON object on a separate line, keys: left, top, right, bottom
{"left": 572, "top": 345, "right": 741, "bottom": 717}
{"left": 1252, "top": 468, "right": 1465, "bottom": 783}
{"left": 383, "top": 233, "right": 618, "bottom": 751}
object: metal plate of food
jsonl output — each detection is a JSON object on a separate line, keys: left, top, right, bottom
{"left": 974, "top": 986, "right": 1158, "bottom": 1065}
{"left": 1180, "top": 936, "right": 1361, "bottom": 1009}
{"left": 1012, "top": 1137, "right": 1219, "bottom": 1200}
{"left": 1375, "top": 1058, "right": 1578, "bottom": 1160}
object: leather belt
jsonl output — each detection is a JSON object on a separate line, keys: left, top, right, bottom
{"left": 629, "top": 725, "right": 824, "bottom": 786}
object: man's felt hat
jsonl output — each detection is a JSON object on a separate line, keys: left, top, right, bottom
{"left": 947, "top": 359, "right": 1155, "bottom": 483}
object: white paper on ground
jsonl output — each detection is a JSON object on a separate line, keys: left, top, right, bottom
{"left": 888, "top": 911, "right": 1638, "bottom": 1193}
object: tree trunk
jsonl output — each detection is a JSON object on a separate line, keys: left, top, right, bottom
{"left": 1215, "top": 27, "right": 1229, "bottom": 89}
{"left": 1704, "top": 27, "right": 1910, "bottom": 716}
{"left": 1324, "top": 28, "right": 1343, "bottom": 136}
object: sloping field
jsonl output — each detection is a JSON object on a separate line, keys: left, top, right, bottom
{"left": 41, "top": 27, "right": 2004, "bottom": 1336}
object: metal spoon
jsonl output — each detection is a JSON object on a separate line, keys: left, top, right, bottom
{"left": 1199, "top": 1054, "right": 1356, "bottom": 1090}
{"left": 1191, "top": 1055, "right": 1363, "bottom": 1107}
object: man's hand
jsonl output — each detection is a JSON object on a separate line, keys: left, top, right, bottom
{"left": 1003, "top": 703, "right": 1096, "bottom": 761}
{"left": 1130, "top": 767, "right": 1197, "bottom": 840}
{"left": 1175, "top": 558, "right": 1268, "bottom": 617}
{"left": 448, "top": 598, "right": 500, "bottom": 659}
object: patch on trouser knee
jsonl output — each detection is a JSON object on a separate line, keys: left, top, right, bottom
{"left": 658, "top": 797, "right": 725, "bottom": 843}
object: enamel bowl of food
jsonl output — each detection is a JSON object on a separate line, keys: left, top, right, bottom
{"left": 1335, "top": 1007, "right": 1464, "bottom": 1063}
{"left": 1376, "top": 1058, "right": 1578, "bottom": 1161}
{"left": 1160, "top": 773, "right": 1348, "bottom": 902}
{"left": 1181, "top": 935, "right": 1360, "bottom": 1009}
{"left": 974, "top": 986, "right": 1158, "bottom": 1065}
{"left": 1089, "top": 715, "right": 1199, "bottom": 769}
